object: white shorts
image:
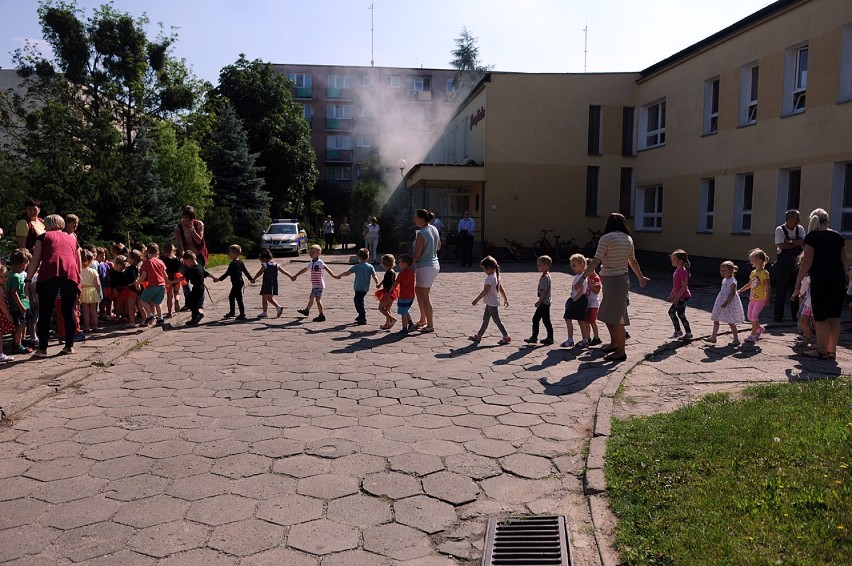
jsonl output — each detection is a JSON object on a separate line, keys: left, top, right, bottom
{"left": 415, "top": 265, "right": 440, "bottom": 288}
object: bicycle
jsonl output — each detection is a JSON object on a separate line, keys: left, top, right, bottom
{"left": 532, "top": 228, "right": 575, "bottom": 262}
{"left": 437, "top": 232, "right": 462, "bottom": 261}
{"left": 581, "top": 228, "right": 603, "bottom": 258}
{"left": 499, "top": 238, "right": 524, "bottom": 261}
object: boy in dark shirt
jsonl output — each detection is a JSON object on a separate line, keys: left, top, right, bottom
{"left": 161, "top": 243, "right": 183, "bottom": 317}
{"left": 217, "top": 244, "right": 253, "bottom": 320}
{"left": 168, "top": 251, "right": 213, "bottom": 326}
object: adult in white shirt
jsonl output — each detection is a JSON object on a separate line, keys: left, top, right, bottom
{"left": 364, "top": 216, "right": 381, "bottom": 263}
{"left": 457, "top": 210, "right": 475, "bottom": 267}
{"left": 773, "top": 209, "right": 806, "bottom": 322}
{"left": 322, "top": 215, "right": 335, "bottom": 253}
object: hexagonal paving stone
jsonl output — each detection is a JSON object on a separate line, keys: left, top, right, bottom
{"left": 208, "top": 518, "right": 285, "bottom": 556}
{"left": 137, "top": 438, "right": 195, "bottom": 459}
{"left": 412, "top": 439, "right": 465, "bottom": 457}
{"left": 248, "top": 437, "right": 303, "bottom": 458}
{"left": 185, "top": 493, "right": 255, "bottom": 526}
{"left": 394, "top": 495, "right": 458, "bottom": 534}
{"left": 362, "top": 472, "right": 422, "bottom": 499}
{"left": 296, "top": 473, "right": 359, "bottom": 500}
{"left": 230, "top": 473, "right": 296, "bottom": 499}
{"left": 271, "top": 454, "right": 330, "bottom": 478}
{"left": 113, "top": 494, "right": 190, "bottom": 528}
{"left": 256, "top": 493, "right": 323, "bottom": 526}
{"left": 24, "top": 456, "right": 93, "bottom": 482}
{"left": 151, "top": 454, "right": 212, "bottom": 478}
{"left": 422, "top": 471, "right": 480, "bottom": 505}
{"left": 239, "top": 547, "right": 318, "bottom": 566}
{"left": 327, "top": 494, "right": 392, "bottom": 527}
{"left": 130, "top": 520, "right": 210, "bottom": 558}
{"left": 305, "top": 438, "right": 357, "bottom": 459}
{"left": 158, "top": 548, "right": 237, "bottom": 566}
{"left": 362, "top": 523, "right": 434, "bottom": 562}
{"left": 0, "top": 497, "right": 50, "bottom": 529}
{"left": 329, "top": 453, "right": 387, "bottom": 477}
{"left": 389, "top": 453, "right": 445, "bottom": 476}
{"left": 193, "top": 439, "right": 250, "bottom": 459}
{"left": 40, "top": 494, "right": 123, "bottom": 530}
{"left": 104, "top": 474, "right": 170, "bottom": 502}
{"left": 287, "top": 519, "right": 359, "bottom": 555}
{"left": 22, "top": 440, "right": 82, "bottom": 461}
{"left": 479, "top": 475, "right": 562, "bottom": 504}
{"left": 166, "top": 473, "right": 231, "bottom": 501}
{"left": 1, "top": 476, "right": 40, "bottom": 501}
{"left": 91, "top": 455, "right": 153, "bottom": 480}
{"left": 0, "top": 524, "right": 60, "bottom": 563}
{"left": 464, "top": 438, "right": 516, "bottom": 458}
{"left": 52, "top": 521, "right": 134, "bottom": 562}
{"left": 321, "top": 550, "right": 392, "bottom": 566}
{"left": 210, "top": 453, "right": 271, "bottom": 479}
{"left": 500, "top": 453, "right": 553, "bottom": 479}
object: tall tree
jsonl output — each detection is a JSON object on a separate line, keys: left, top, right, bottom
{"left": 449, "top": 27, "right": 492, "bottom": 97}
{"left": 213, "top": 55, "right": 317, "bottom": 219}
{"left": 205, "top": 105, "right": 269, "bottom": 243}
{"left": 0, "top": 0, "right": 204, "bottom": 240}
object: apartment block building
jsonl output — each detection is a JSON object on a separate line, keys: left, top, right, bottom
{"left": 271, "top": 63, "right": 458, "bottom": 195}
{"left": 408, "top": 0, "right": 852, "bottom": 261}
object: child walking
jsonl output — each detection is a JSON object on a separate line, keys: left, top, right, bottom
{"left": 525, "top": 255, "right": 554, "bottom": 345}
{"left": 738, "top": 248, "right": 770, "bottom": 343}
{"left": 162, "top": 243, "right": 182, "bottom": 317}
{"left": 138, "top": 243, "right": 167, "bottom": 326}
{"left": 335, "top": 248, "right": 380, "bottom": 325}
{"left": 562, "top": 254, "right": 590, "bottom": 348}
{"left": 293, "top": 245, "right": 337, "bottom": 322}
{"left": 252, "top": 249, "right": 294, "bottom": 318}
{"left": 80, "top": 251, "right": 102, "bottom": 332}
{"left": 585, "top": 260, "right": 602, "bottom": 346}
{"left": 167, "top": 251, "right": 213, "bottom": 325}
{"left": 706, "top": 260, "right": 745, "bottom": 345}
{"left": 7, "top": 249, "right": 33, "bottom": 354}
{"left": 469, "top": 256, "right": 511, "bottom": 345}
{"left": 375, "top": 254, "right": 398, "bottom": 330}
{"left": 667, "top": 249, "right": 693, "bottom": 340}
{"left": 391, "top": 254, "right": 416, "bottom": 333}
{"left": 0, "top": 265, "right": 17, "bottom": 362}
{"left": 793, "top": 273, "right": 813, "bottom": 347}
{"left": 217, "top": 244, "right": 254, "bottom": 320}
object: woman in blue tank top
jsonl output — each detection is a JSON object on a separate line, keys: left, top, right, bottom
{"left": 412, "top": 209, "right": 441, "bottom": 332}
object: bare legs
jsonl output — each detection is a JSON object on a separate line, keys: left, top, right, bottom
{"left": 415, "top": 286, "right": 433, "bottom": 328}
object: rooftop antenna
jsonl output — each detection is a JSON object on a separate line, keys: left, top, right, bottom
{"left": 583, "top": 25, "right": 588, "bottom": 73}
{"left": 369, "top": 4, "right": 374, "bottom": 67}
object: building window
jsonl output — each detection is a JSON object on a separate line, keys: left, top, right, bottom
{"left": 703, "top": 77, "right": 720, "bottom": 135}
{"left": 327, "top": 104, "right": 352, "bottom": 119}
{"left": 636, "top": 186, "right": 663, "bottom": 231}
{"left": 359, "top": 74, "right": 372, "bottom": 87}
{"left": 302, "top": 104, "right": 313, "bottom": 125}
{"left": 327, "top": 74, "right": 352, "bottom": 89}
{"left": 407, "top": 76, "right": 431, "bottom": 92}
{"left": 588, "top": 105, "right": 602, "bottom": 155}
{"left": 356, "top": 135, "right": 371, "bottom": 147}
{"left": 326, "top": 166, "right": 351, "bottom": 181}
{"left": 388, "top": 75, "right": 401, "bottom": 88}
{"left": 326, "top": 135, "right": 352, "bottom": 150}
{"left": 734, "top": 173, "right": 754, "bottom": 233}
{"left": 359, "top": 104, "right": 372, "bottom": 117}
{"left": 698, "top": 178, "right": 715, "bottom": 233}
{"left": 622, "top": 107, "right": 635, "bottom": 156}
{"left": 739, "top": 63, "right": 759, "bottom": 125}
{"left": 783, "top": 44, "right": 808, "bottom": 115}
{"left": 585, "top": 166, "right": 600, "bottom": 217}
{"left": 835, "top": 163, "right": 852, "bottom": 234}
{"left": 840, "top": 25, "right": 852, "bottom": 102}
{"left": 640, "top": 99, "right": 666, "bottom": 149}
{"left": 406, "top": 105, "right": 430, "bottom": 122}
{"left": 781, "top": 168, "right": 801, "bottom": 213}
{"left": 287, "top": 73, "right": 312, "bottom": 88}
{"left": 446, "top": 78, "right": 455, "bottom": 92}
{"left": 619, "top": 168, "right": 633, "bottom": 217}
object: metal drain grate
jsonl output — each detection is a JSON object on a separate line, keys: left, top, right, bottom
{"left": 482, "top": 515, "right": 571, "bottom": 565}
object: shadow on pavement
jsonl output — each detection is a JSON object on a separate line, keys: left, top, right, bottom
{"left": 329, "top": 332, "right": 407, "bottom": 353}
{"left": 538, "top": 365, "right": 617, "bottom": 395}
{"left": 435, "top": 343, "right": 487, "bottom": 358}
{"left": 492, "top": 346, "right": 539, "bottom": 365}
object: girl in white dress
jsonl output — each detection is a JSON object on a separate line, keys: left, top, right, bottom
{"left": 705, "top": 260, "right": 744, "bottom": 346}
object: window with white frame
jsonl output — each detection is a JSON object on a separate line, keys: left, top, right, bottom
{"left": 326, "top": 135, "right": 352, "bottom": 150}
{"left": 734, "top": 173, "right": 754, "bottom": 233}
{"left": 777, "top": 169, "right": 801, "bottom": 224}
{"left": 327, "top": 104, "right": 352, "bottom": 119}
{"left": 699, "top": 178, "right": 715, "bottom": 232}
{"left": 302, "top": 104, "right": 312, "bottom": 124}
{"left": 408, "top": 76, "right": 431, "bottom": 92}
{"left": 640, "top": 99, "right": 666, "bottom": 149}
{"left": 446, "top": 78, "right": 455, "bottom": 92}
{"left": 287, "top": 73, "right": 312, "bottom": 88}
{"left": 783, "top": 44, "right": 808, "bottom": 115}
{"left": 703, "top": 77, "right": 720, "bottom": 134}
{"left": 636, "top": 185, "right": 663, "bottom": 231}
{"left": 388, "top": 75, "right": 401, "bottom": 88}
{"left": 360, "top": 74, "right": 372, "bottom": 87}
{"left": 356, "top": 134, "right": 371, "bottom": 147}
{"left": 327, "top": 74, "right": 352, "bottom": 89}
{"left": 840, "top": 25, "right": 852, "bottom": 102}
{"left": 840, "top": 163, "right": 852, "bottom": 233}
{"left": 739, "top": 63, "right": 759, "bottom": 125}
{"left": 326, "top": 166, "right": 351, "bottom": 181}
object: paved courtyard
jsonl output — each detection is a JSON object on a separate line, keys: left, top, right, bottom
{"left": 1, "top": 259, "right": 848, "bottom": 565}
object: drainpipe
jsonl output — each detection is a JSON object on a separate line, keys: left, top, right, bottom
{"left": 480, "top": 181, "right": 486, "bottom": 257}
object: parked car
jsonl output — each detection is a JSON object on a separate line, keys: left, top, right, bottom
{"left": 259, "top": 219, "right": 308, "bottom": 256}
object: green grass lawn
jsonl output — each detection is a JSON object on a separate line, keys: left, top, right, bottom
{"left": 205, "top": 253, "right": 231, "bottom": 269}
{"left": 605, "top": 378, "right": 850, "bottom": 565}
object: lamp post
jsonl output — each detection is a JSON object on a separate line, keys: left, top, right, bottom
{"left": 398, "top": 159, "right": 407, "bottom": 179}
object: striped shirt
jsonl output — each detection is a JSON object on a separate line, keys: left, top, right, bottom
{"left": 309, "top": 258, "right": 326, "bottom": 288}
{"left": 594, "top": 232, "right": 635, "bottom": 277}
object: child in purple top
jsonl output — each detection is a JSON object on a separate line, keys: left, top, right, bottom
{"left": 667, "top": 249, "right": 692, "bottom": 340}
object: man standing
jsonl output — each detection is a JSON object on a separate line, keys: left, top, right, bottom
{"left": 773, "top": 209, "right": 806, "bottom": 322}
{"left": 322, "top": 215, "right": 335, "bottom": 253}
{"left": 457, "top": 210, "right": 475, "bottom": 267}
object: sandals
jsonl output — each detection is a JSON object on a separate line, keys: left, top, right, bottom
{"left": 802, "top": 349, "right": 829, "bottom": 359}
{"left": 420, "top": 326, "right": 435, "bottom": 333}
{"left": 600, "top": 344, "right": 617, "bottom": 352}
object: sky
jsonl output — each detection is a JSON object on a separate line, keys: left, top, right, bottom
{"left": 0, "top": 0, "right": 778, "bottom": 83}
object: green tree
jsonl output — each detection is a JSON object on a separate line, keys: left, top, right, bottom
{"left": 449, "top": 27, "right": 492, "bottom": 96}
{"left": 351, "top": 156, "right": 384, "bottom": 241}
{"left": 213, "top": 55, "right": 317, "bottom": 219}
{"left": 205, "top": 104, "right": 269, "bottom": 243}
{"left": 152, "top": 121, "right": 213, "bottom": 218}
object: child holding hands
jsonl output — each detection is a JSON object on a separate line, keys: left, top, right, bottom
{"left": 293, "top": 245, "right": 336, "bottom": 322}
{"left": 335, "top": 248, "right": 380, "bottom": 325}
{"left": 376, "top": 254, "right": 398, "bottom": 330}
{"left": 218, "top": 244, "right": 254, "bottom": 320}
{"left": 667, "top": 249, "right": 693, "bottom": 340}
{"left": 252, "top": 249, "right": 294, "bottom": 318}
{"left": 469, "top": 255, "right": 511, "bottom": 345}
{"left": 706, "top": 260, "right": 745, "bottom": 345}
{"left": 525, "top": 255, "right": 554, "bottom": 345}
{"left": 739, "top": 248, "right": 770, "bottom": 343}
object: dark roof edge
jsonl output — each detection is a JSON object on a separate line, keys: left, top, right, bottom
{"left": 639, "top": 0, "right": 806, "bottom": 80}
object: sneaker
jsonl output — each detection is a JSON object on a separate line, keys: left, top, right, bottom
{"left": 794, "top": 333, "right": 805, "bottom": 342}
{"left": 235, "top": 314, "right": 247, "bottom": 320}
{"left": 313, "top": 314, "right": 326, "bottom": 322}
{"left": 0, "top": 353, "right": 15, "bottom": 363}
{"left": 155, "top": 318, "right": 164, "bottom": 326}
{"left": 576, "top": 339, "right": 589, "bottom": 348}
{"left": 468, "top": 334, "right": 482, "bottom": 342}
{"left": 625, "top": 331, "right": 631, "bottom": 339}
{"left": 588, "top": 337, "right": 602, "bottom": 346}
{"left": 60, "top": 346, "right": 74, "bottom": 355}
{"left": 222, "top": 312, "right": 235, "bottom": 319}
{"left": 540, "top": 337, "right": 555, "bottom": 345}
{"left": 125, "top": 323, "right": 137, "bottom": 329}
{"left": 297, "top": 308, "right": 309, "bottom": 316}
{"left": 670, "top": 330, "right": 683, "bottom": 338}
{"left": 730, "top": 339, "right": 741, "bottom": 346}
{"left": 704, "top": 336, "right": 717, "bottom": 344}
{"left": 257, "top": 312, "right": 268, "bottom": 318}
{"left": 74, "top": 332, "right": 86, "bottom": 341}
{"left": 356, "top": 319, "right": 367, "bottom": 326}
{"left": 560, "top": 339, "right": 574, "bottom": 348}
{"left": 524, "top": 337, "right": 538, "bottom": 344}
{"left": 187, "top": 318, "right": 199, "bottom": 326}
{"left": 498, "top": 336, "right": 512, "bottom": 345}
{"left": 744, "top": 334, "right": 757, "bottom": 343}
{"left": 407, "top": 322, "right": 417, "bottom": 332}
{"left": 32, "top": 349, "right": 50, "bottom": 358}
{"left": 681, "top": 333, "right": 693, "bottom": 341}
{"left": 276, "top": 306, "right": 284, "bottom": 318}
{"left": 14, "top": 344, "right": 32, "bottom": 354}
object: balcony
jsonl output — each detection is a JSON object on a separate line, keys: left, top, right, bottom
{"left": 409, "top": 90, "right": 432, "bottom": 101}
{"left": 326, "top": 87, "right": 353, "bottom": 100}
{"left": 293, "top": 87, "right": 312, "bottom": 99}
{"left": 325, "top": 118, "right": 353, "bottom": 130}
{"left": 325, "top": 149, "right": 353, "bottom": 162}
